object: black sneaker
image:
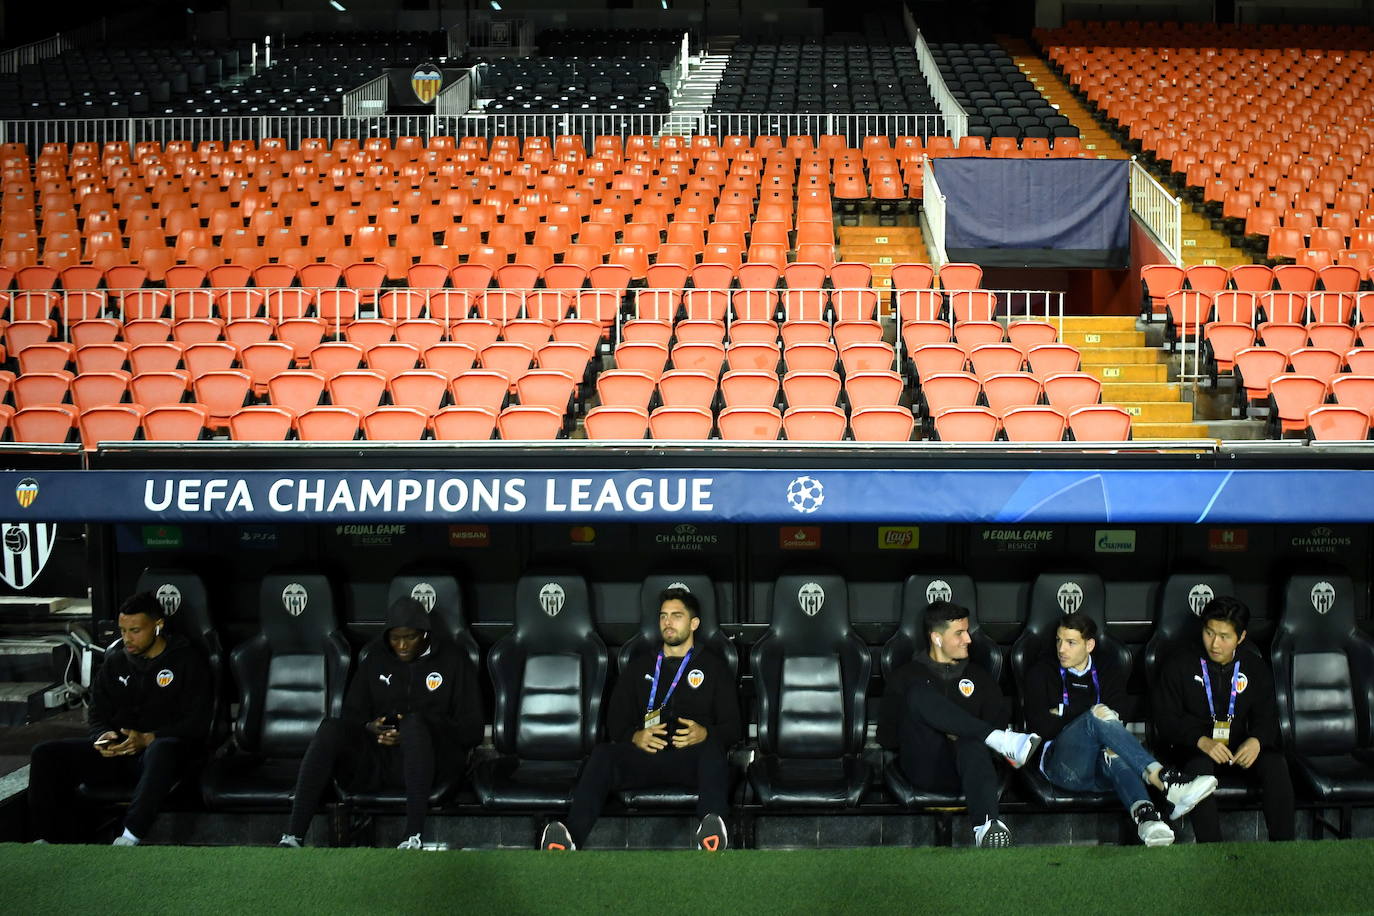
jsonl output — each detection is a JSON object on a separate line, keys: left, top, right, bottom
{"left": 540, "top": 821, "right": 575, "bottom": 851}
{"left": 1160, "top": 768, "right": 1218, "bottom": 820}
{"left": 694, "top": 813, "right": 728, "bottom": 852}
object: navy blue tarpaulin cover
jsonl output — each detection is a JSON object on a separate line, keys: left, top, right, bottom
{"left": 934, "top": 158, "right": 1130, "bottom": 269}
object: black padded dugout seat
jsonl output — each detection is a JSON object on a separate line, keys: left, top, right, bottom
{"left": 1272, "top": 574, "right": 1374, "bottom": 814}
{"left": 881, "top": 571, "right": 1007, "bottom": 807}
{"left": 1140, "top": 572, "right": 1256, "bottom": 804}
{"left": 201, "top": 574, "right": 350, "bottom": 808}
{"left": 78, "top": 568, "right": 227, "bottom": 805}
{"left": 473, "top": 572, "right": 608, "bottom": 808}
{"left": 748, "top": 572, "right": 870, "bottom": 807}
{"left": 337, "top": 573, "right": 483, "bottom": 810}
{"left": 615, "top": 573, "right": 739, "bottom": 809}
{"left": 1009, "top": 571, "right": 1133, "bottom": 808}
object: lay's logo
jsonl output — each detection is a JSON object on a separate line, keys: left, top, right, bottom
{"left": 156, "top": 669, "right": 174, "bottom": 687}
{"left": 877, "top": 526, "right": 919, "bottom": 550}
{"left": 426, "top": 672, "right": 443, "bottom": 691}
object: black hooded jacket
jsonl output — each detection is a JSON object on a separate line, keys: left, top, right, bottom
{"left": 89, "top": 634, "right": 212, "bottom": 744}
{"left": 341, "top": 598, "right": 483, "bottom": 754}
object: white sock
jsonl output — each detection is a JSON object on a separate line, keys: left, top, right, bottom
{"left": 120, "top": 828, "right": 141, "bottom": 845}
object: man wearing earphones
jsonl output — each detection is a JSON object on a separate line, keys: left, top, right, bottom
{"left": 27, "top": 592, "right": 212, "bottom": 845}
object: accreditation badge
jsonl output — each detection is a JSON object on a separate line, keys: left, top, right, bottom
{"left": 645, "top": 708, "right": 662, "bottom": 729}
{"left": 1212, "top": 721, "right": 1231, "bottom": 746}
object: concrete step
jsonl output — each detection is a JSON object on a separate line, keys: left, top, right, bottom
{"left": 1110, "top": 401, "right": 1197, "bottom": 422}
{"left": 1079, "top": 346, "right": 1166, "bottom": 365}
{"left": 1101, "top": 381, "right": 1182, "bottom": 402}
{"left": 839, "top": 227, "right": 921, "bottom": 244}
{"left": 1131, "top": 422, "right": 1213, "bottom": 439}
{"left": 1084, "top": 363, "right": 1169, "bottom": 383}
{"left": 1059, "top": 329, "right": 1144, "bottom": 348}
{"left": 1048, "top": 315, "right": 1138, "bottom": 333}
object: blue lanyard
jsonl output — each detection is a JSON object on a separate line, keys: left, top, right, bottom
{"left": 646, "top": 649, "right": 693, "bottom": 712}
{"left": 1059, "top": 664, "right": 1100, "bottom": 709}
{"left": 1200, "top": 658, "right": 1240, "bottom": 722}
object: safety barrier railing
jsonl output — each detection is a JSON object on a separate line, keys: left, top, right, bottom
{"left": 891, "top": 286, "right": 1067, "bottom": 370}
{"left": 666, "top": 31, "right": 692, "bottom": 101}
{"left": 1, "top": 112, "right": 971, "bottom": 152}
{"left": 1130, "top": 158, "right": 1182, "bottom": 267}
{"left": 922, "top": 156, "right": 948, "bottom": 267}
{"left": 0, "top": 33, "right": 73, "bottom": 74}
{"left": 434, "top": 70, "right": 475, "bottom": 119}
{"left": 341, "top": 76, "right": 389, "bottom": 119}
{"left": 913, "top": 29, "right": 969, "bottom": 142}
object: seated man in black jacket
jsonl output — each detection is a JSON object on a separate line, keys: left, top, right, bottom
{"left": 878, "top": 600, "right": 1039, "bottom": 848}
{"left": 29, "top": 592, "right": 212, "bottom": 845}
{"left": 279, "top": 596, "right": 483, "bottom": 849}
{"left": 1152, "top": 595, "right": 1295, "bottom": 843}
{"left": 1024, "top": 612, "right": 1217, "bottom": 847}
{"left": 541, "top": 586, "right": 740, "bottom": 852}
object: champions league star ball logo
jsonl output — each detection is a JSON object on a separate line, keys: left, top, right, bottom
{"left": 410, "top": 582, "right": 438, "bottom": 613}
{"left": 926, "top": 580, "right": 953, "bottom": 604}
{"left": 1188, "top": 584, "right": 1214, "bottom": 617}
{"left": 1056, "top": 582, "right": 1084, "bottom": 614}
{"left": 156, "top": 584, "right": 183, "bottom": 616}
{"left": 785, "top": 476, "right": 825, "bottom": 514}
{"left": 539, "top": 583, "right": 566, "bottom": 617}
{"left": 1311, "top": 581, "right": 1336, "bottom": 615}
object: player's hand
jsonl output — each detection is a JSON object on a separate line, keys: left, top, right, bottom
{"left": 95, "top": 731, "right": 123, "bottom": 757}
{"left": 1197, "top": 735, "right": 1234, "bottom": 764}
{"left": 632, "top": 725, "right": 668, "bottom": 753}
{"left": 120, "top": 730, "right": 154, "bottom": 754}
{"left": 1231, "top": 737, "right": 1261, "bottom": 768}
{"left": 672, "top": 717, "right": 707, "bottom": 748}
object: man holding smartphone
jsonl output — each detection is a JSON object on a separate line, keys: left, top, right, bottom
{"left": 279, "top": 595, "right": 482, "bottom": 849}
{"left": 540, "top": 587, "right": 740, "bottom": 851}
{"left": 28, "top": 592, "right": 212, "bottom": 845}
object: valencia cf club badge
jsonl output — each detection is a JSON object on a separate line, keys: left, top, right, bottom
{"left": 1236, "top": 673, "right": 1248, "bottom": 693}
{"left": 426, "top": 672, "right": 443, "bottom": 691}
{"left": 958, "top": 678, "right": 975, "bottom": 698}
{"left": 0, "top": 521, "right": 56, "bottom": 590}
{"left": 156, "top": 669, "right": 175, "bottom": 687}
{"left": 15, "top": 478, "right": 38, "bottom": 509}
{"left": 411, "top": 62, "right": 444, "bottom": 104}
{"left": 687, "top": 668, "right": 705, "bottom": 689}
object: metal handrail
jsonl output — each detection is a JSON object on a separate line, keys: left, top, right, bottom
{"left": 1129, "top": 158, "right": 1182, "bottom": 267}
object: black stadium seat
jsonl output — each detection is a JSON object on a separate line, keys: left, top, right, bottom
{"left": 201, "top": 573, "right": 350, "bottom": 808}
{"left": 473, "top": 572, "right": 608, "bottom": 808}
{"left": 1009, "top": 571, "right": 1133, "bottom": 809}
{"left": 615, "top": 572, "right": 738, "bottom": 809}
{"left": 1272, "top": 573, "right": 1374, "bottom": 833}
{"left": 881, "top": 571, "right": 1008, "bottom": 808}
{"left": 748, "top": 572, "right": 870, "bottom": 807}
{"left": 335, "top": 572, "right": 483, "bottom": 813}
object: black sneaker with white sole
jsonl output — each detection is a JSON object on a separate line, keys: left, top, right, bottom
{"left": 540, "top": 821, "right": 576, "bottom": 851}
{"left": 973, "top": 818, "right": 1012, "bottom": 848}
{"left": 694, "top": 813, "right": 727, "bottom": 852}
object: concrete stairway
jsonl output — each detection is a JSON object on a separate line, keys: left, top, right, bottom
{"left": 1051, "top": 315, "right": 1211, "bottom": 438}
{"left": 837, "top": 224, "right": 924, "bottom": 309}
{"left": 660, "top": 47, "right": 732, "bottom": 137}
{"left": 997, "top": 37, "right": 1127, "bottom": 160}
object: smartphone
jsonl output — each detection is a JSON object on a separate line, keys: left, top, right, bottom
{"left": 95, "top": 733, "right": 121, "bottom": 747}
{"left": 380, "top": 715, "right": 401, "bottom": 731}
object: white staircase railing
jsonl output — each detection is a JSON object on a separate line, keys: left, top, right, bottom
{"left": 341, "top": 75, "right": 388, "bottom": 118}
{"left": 913, "top": 28, "right": 969, "bottom": 141}
{"left": 1130, "top": 158, "right": 1183, "bottom": 267}
{"left": 922, "top": 156, "right": 949, "bottom": 267}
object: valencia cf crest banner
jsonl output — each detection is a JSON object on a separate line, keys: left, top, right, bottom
{"left": 411, "top": 62, "right": 444, "bottom": 104}
{"left": 0, "top": 521, "right": 56, "bottom": 590}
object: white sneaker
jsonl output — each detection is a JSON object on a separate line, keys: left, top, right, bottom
{"left": 986, "top": 729, "right": 1042, "bottom": 768}
{"left": 973, "top": 818, "right": 1012, "bottom": 848}
{"left": 540, "top": 821, "right": 575, "bottom": 851}
{"left": 111, "top": 835, "right": 138, "bottom": 847}
{"left": 694, "top": 813, "right": 727, "bottom": 852}
{"left": 277, "top": 834, "right": 302, "bottom": 848}
{"left": 1132, "top": 803, "right": 1175, "bottom": 847}
{"left": 397, "top": 833, "right": 423, "bottom": 850}
{"left": 1161, "top": 769, "right": 1219, "bottom": 820}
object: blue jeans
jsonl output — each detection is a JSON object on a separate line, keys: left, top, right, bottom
{"left": 1042, "top": 712, "right": 1158, "bottom": 810}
